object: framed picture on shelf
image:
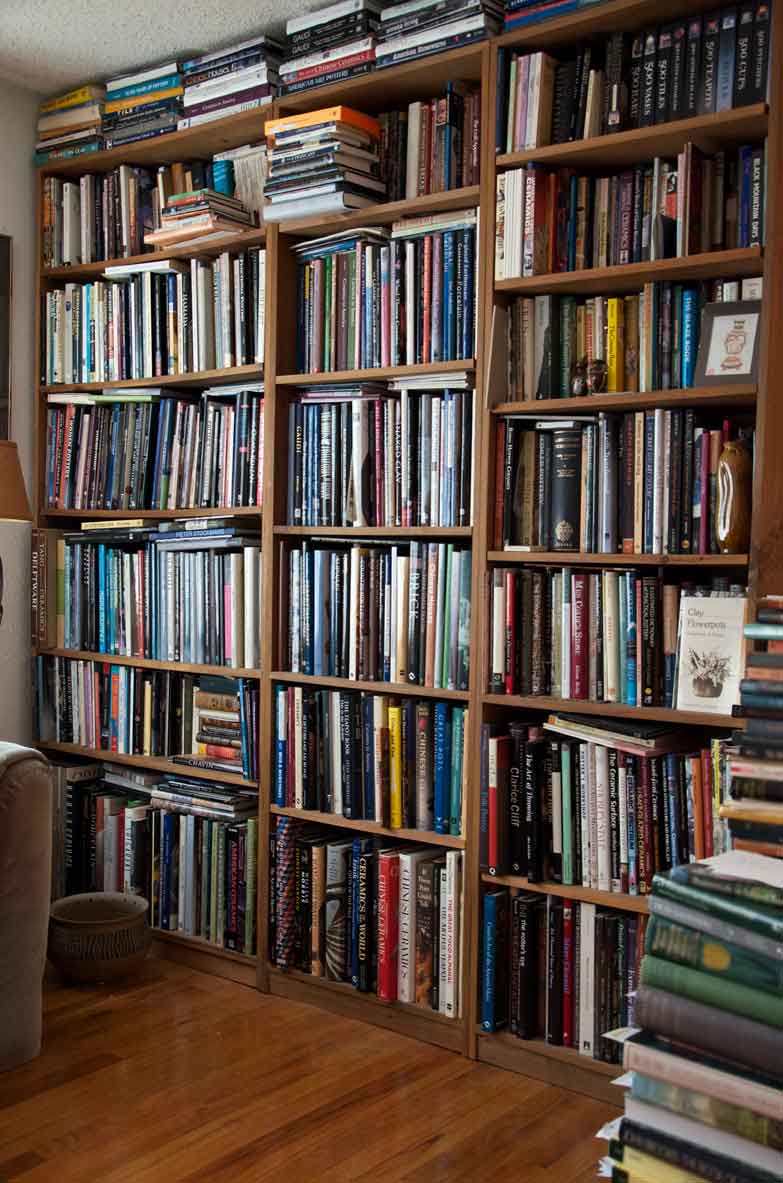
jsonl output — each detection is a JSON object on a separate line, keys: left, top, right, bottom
{"left": 694, "top": 301, "right": 761, "bottom": 386}
{"left": 674, "top": 595, "right": 747, "bottom": 715}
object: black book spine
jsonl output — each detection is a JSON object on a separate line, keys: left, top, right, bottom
{"left": 546, "top": 898, "right": 564, "bottom": 1045}
{"left": 549, "top": 428, "right": 582, "bottom": 552}
{"left": 655, "top": 27, "right": 673, "bottom": 124}
{"left": 748, "top": 0, "right": 771, "bottom": 104}
{"left": 357, "top": 851, "right": 375, "bottom": 992}
{"left": 684, "top": 16, "right": 703, "bottom": 115}
{"left": 639, "top": 31, "right": 658, "bottom": 127}
{"left": 699, "top": 12, "right": 721, "bottom": 114}
{"left": 629, "top": 34, "right": 645, "bottom": 126}
{"left": 517, "top": 898, "right": 538, "bottom": 1039}
{"left": 524, "top": 740, "right": 542, "bottom": 881}
{"left": 509, "top": 723, "right": 526, "bottom": 875}
{"left": 750, "top": 145, "right": 765, "bottom": 246}
{"left": 668, "top": 23, "right": 688, "bottom": 119}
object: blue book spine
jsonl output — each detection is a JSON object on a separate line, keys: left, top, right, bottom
{"left": 110, "top": 664, "right": 120, "bottom": 750}
{"left": 98, "top": 545, "right": 107, "bottom": 652}
{"left": 449, "top": 706, "right": 464, "bottom": 836}
{"left": 166, "top": 274, "right": 177, "bottom": 372}
{"left": 681, "top": 288, "right": 697, "bottom": 387}
{"left": 362, "top": 695, "right": 375, "bottom": 821}
{"left": 665, "top": 753, "right": 680, "bottom": 867}
{"left": 433, "top": 701, "right": 450, "bottom": 833}
{"left": 63, "top": 544, "right": 72, "bottom": 648}
{"left": 105, "top": 404, "right": 120, "bottom": 507}
{"left": 643, "top": 412, "right": 655, "bottom": 553}
{"left": 505, "top": 0, "right": 578, "bottom": 26}
{"left": 109, "top": 549, "right": 117, "bottom": 654}
{"left": 625, "top": 571, "right": 637, "bottom": 707}
{"left": 481, "top": 892, "right": 498, "bottom": 1031}
{"left": 626, "top": 760, "right": 638, "bottom": 895}
{"left": 350, "top": 838, "right": 369, "bottom": 987}
{"left": 107, "top": 73, "right": 181, "bottom": 102}
{"left": 237, "top": 678, "right": 249, "bottom": 778}
{"left": 274, "top": 686, "right": 287, "bottom": 806}
{"left": 739, "top": 144, "right": 752, "bottom": 247}
{"left": 618, "top": 572, "right": 628, "bottom": 705}
{"left": 161, "top": 811, "right": 173, "bottom": 931}
{"left": 462, "top": 227, "right": 475, "bottom": 360}
{"left": 443, "top": 230, "right": 455, "bottom": 360}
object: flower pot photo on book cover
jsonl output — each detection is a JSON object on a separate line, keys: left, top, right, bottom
{"left": 687, "top": 650, "right": 731, "bottom": 699}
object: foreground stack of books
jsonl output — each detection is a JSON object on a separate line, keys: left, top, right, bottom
{"left": 600, "top": 850, "right": 783, "bottom": 1183}
{"left": 102, "top": 60, "right": 183, "bottom": 149}
{"left": 375, "top": 0, "right": 502, "bottom": 69}
{"left": 50, "top": 758, "right": 258, "bottom": 954}
{"left": 281, "top": 0, "right": 380, "bottom": 95}
{"left": 263, "top": 106, "right": 385, "bottom": 220}
{"left": 144, "top": 187, "right": 257, "bottom": 251}
{"left": 179, "top": 36, "right": 281, "bottom": 130}
{"left": 270, "top": 816, "right": 464, "bottom": 1016}
{"left": 35, "top": 84, "right": 105, "bottom": 166}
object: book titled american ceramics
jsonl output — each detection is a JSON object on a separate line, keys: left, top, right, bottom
{"left": 674, "top": 595, "right": 747, "bottom": 714}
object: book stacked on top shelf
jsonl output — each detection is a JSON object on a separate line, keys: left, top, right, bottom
{"left": 102, "top": 60, "right": 183, "bottom": 149}
{"left": 378, "top": 84, "right": 481, "bottom": 201}
{"left": 35, "top": 84, "right": 105, "bottom": 167}
{"left": 270, "top": 816, "right": 464, "bottom": 1016}
{"left": 36, "top": 662, "right": 260, "bottom": 781}
{"left": 144, "top": 187, "right": 258, "bottom": 251}
{"left": 375, "top": 0, "right": 502, "bottom": 70}
{"left": 496, "top": 141, "right": 767, "bottom": 280}
{"left": 280, "top": 0, "right": 380, "bottom": 96}
{"left": 601, "top": 850, "right": 783, "bottom": 1183}
{"left": 498, "top": 5, "right": 772, "bottom": 153}
{"left": 263, "top": 106, "right": 386, "bottom": 220}
{"left": 503, "top": 0, "right": 603, "bottom": 33}
{"left": 179, "top": 36, "right": 282, "bottom": 130}
{"left": 481, "top": 887, "right": 645, "bottom": 1061}
{"left": 273, "top": 686, "right": 467, "bottom": 833}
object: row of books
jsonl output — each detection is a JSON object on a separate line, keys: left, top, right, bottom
{"left": 273, "top": 686, "right": 466, "bottom": 835}
{"left": 44, "top": 386, "right": 265, "bottom": 511}
{"left": 270, "top": 816, "right": 464, "bottom": 1016}
{"left": 488, "top": 570, "right": 745, "bottom": 710}
{"left": 178, "top": 36, "right": 281, "bottom": 131}
{"left": 495, "top": 143, "right": 766, "bottom": 280}
{"left": 494, "top": 413, "right": 754, "bottom": 556}
{"left": 503, "top": 0, "right": 603, "bottom": 33}
{"left": 101, "top": 60, "right": 183, "bottom": 149}
{"left": 482, "top": 891, "right": 645, "bottom": 1061}
{"left": 294, "top": 213, "right": 478, "bottom": 374}
{"left": 499, "top": 5, "right": 771, "bottom": 153}
{"left": 36, "top": 660, "right": 260, "bottom": 781}
{"left": 44, "top": 523, "right": 262, "bottom": 671}
{"left": 480, "top": 715, "right": 731, "bottom": 890}
{"left": 287, "top": 380, "right": 474, "bottom": 527}
{"left": 281, "top": 540, "right": 472, "bottom": 690}
{"left": 379, "top": 86, "right": 482, "bottom": 201}
{"left": 43, "top": 248, "right": 266, "bottom": 385}
{"left": 601, "top": 852, "right": 783, "bottom": 1183}
{"left": 504, "top": 278, "right": 763, "bottom": 401}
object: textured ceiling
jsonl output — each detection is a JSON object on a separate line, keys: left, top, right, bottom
{"left": 0, "top": 0, "right": 304, "bottom": 94}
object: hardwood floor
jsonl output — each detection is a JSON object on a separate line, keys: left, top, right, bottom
{"left": 0, "top": 960, "right": 618, "bottom": 1182}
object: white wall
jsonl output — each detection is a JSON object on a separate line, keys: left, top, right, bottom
{"left": 0, "top": 80, "right": 38, "bottom": 496}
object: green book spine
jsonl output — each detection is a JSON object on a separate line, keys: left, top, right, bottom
{"left": 631, "top": 1072, "right": 783, "bottom": 1151}
{"left": 449, "top": 706, "right": 463, "bottom": 837}
{"left": 641, "top": 954, "right": 783, "bottom": 1028}
{"left": 646, "top": 914, "right": 783, "bottom": 994}
{"left": 653, "top": 873, "right": 783, "bottom": 940}
{"left": 561, "top": 742, "right": 573, "bottom": 886}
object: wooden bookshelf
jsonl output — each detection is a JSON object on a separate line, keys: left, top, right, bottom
{"left": 37, "top": 742, "right": 259, "bottom": 787}
{"left": 492, "top": 384, "right": 757, "bottom": 414}
{"left": 40, "top": 506, "right": 263, "bottom": 521}
{"left": 475, "top": 1032, "right": 620, "bottom": 1105}
{"left": 40, "top": 363, "right": 262, "bottom": 394}
{"left": 480, "top": 872, "right": 649, "bottom": 915}
{"left": 151, "top": 930, "right": 258, "bottom": 988}
{"left": 271, "top": 670, "right": 471, "bottom": 701}
{"left": 281, "top": 184, "right": 481, "bottom": 236}
{"left": 41, "top": 228, "right": 267, "bottom": 278}
{"left": 486, "top": 551, "right": 749, "bottom": 567}
{"left": 274, "top": 524, "right": 473, "bottom": 538}
{"left": 34, "top": 649, "right": 263, "bottom": 679}
{"left": 271, "top": 805, "right": 466, "bottom": 849}
{"left": 275, "top": 358, "right": 475, "bottom": 385}
{"left": 480, "top": 694, "right": 742, "bottom": 729}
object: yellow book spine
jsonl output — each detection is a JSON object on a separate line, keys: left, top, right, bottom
{"left": 612, "top": 1144, "right": 707, "bottom": 1183}
{"left": 606, "top": 296, "right": 625, "bottom": 393}
{"left": 104, "top": 86, "right": 183, "bottom": 114}
{"left": 388, "top": 705, "right": 403, "bottom": 829}
{"left": 264, "top": 105, "right": 380, "bottom": 141}
{"left": 40, "top": 85, "right": 103, "bottom": 114}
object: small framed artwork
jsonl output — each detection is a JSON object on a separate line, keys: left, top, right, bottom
{"left": 694, "top": 300, "right": 761, "bottom": 385}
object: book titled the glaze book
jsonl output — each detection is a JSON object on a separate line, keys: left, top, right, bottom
{"left": 674, "top": 594, "right": 747, "bottom": 714}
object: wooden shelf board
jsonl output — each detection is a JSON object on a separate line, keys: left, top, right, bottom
{"left": 492, "top": 385, "right": 757, "bottom": 415}
{"left": 151, "top": 932, "right": 257, "bottom": 987}
{"left": 480, "top": 695, "right": 742, "bottom": 729}
{"left": 35, "top": 649, "right": 262, "bottom": 679}
{"left": 38, "top": 106, "right": 271, "bottom": 175}
{"left": 476, "top": 1032, "right": 621, "bottom": 1105}
{"left": 151, "top": 928, "right": 257, "bottom": 966}
{"left": 267, "top": 965, "right": 464, "bottom": 1052}
{"left": 272, "top": 670, "right": 470, "bottom": 701}
{"left": 498, "top": 0, "right": 731, "bottom": 50}
{"left": 274, "top": 524, "right": 473, "bottom": 538}
{"left": 41, "top": 364, "right": 262, "bottom": 395}
{"left": 271, "top": 804, "right": 465, "bottom": 848}
{"left": 486, "top": 551, "right": 749, "bottom": 567}
{"left": 276, "top": 359, "right": 474, "bottom": 385}
{"left": 38, "top": 742, "right": 258, "bottom": 788}
{"left": 495, "top": 248, "right": 763, "bottom": 297}
{"left": 496, "top": 106, "right": 769, "bottom": 171}
{"left": 41, "top": 506, "right": 262, "bottom": 521}
{"left": 41, "top": 229, "right": 267, "bottom": 280}
{"left": 278, "top": 185, "right": 480, "bottom": 237}
{"left": 481, "top": 872, "right": 649, "bottom": 914}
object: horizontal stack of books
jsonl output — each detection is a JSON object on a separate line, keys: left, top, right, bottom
{"left": 481, "top": 891, "right": 645, "bottom": 1060}
{"left": 480, "top": 715, "right": 733, "bottom": 890}
{"left": 35, "top": 84, "right": 105, "bottom": 166}
{"left": 496, "top": 141, "right": 766, "bottom": 279}
{"left": 271, "top": 817, "right": 464, "bottom": 1016}
{"left": 375, "top": 0, "right": 502, "bottom": 69}
{"left": 379, "top": 85, "right": 482, "bottom": 200}
{"left": 144, "top": 187, "right": 257, "bottom": 250}
{"left": 281, "top": 0, "right": 380, "bottom": 96}
{"left": 273, "top": 687, "right": 466, "bottom": 833}
{"left": 102, "top": 60, "right": 183, "bottom": 149}
{"left": 503, "top": 0, "right": 603, "bottom": 34}
{"left": 263, "top": 106, "right": 385, "bottom": 221}
{"left": 36, "top": 660, "right": 259, "bottom": 781}
{"left": 281, "top": 540, "right": 472, "bottom": 689}
{"left": 602, "top": 850, "right": 783, "bottom": 1182}
{"left": 179, "top": 36, "right": 282, "bottom": 131}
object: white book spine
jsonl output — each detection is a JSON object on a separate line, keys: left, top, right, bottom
{"left": 438, "top": 864, "right": 448, "bottom": 1014}
{"left": 444, "top": 849, "right": 461, "bottom": 1019}
{"left": 594, "top": 743, "right": 611, "bottom": 893}
{"left": 293, "top": 686, "right": 304, "bottom": 810}
{"left": 578, "top": 901, "right": 596, "bottom": 1057}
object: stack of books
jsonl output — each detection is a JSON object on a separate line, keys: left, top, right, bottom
{"left": 212, "top": 143, "right": 268, "bottom": 222}
{"left": 35, "top": 84, "right": 105, "bottom": 166}
{"left": 263, "top": 106, "right": 385, "bottom": 220}
{"left": 280, "top": 0, "right": 381, "bottom": 96}
{"left": 179, "top": 36, "right": 282, "bottom": 131}
{"left": 602, "top": 850, "right": 783, "bottom": 1182}
{"left": 144, "top": 188, "right": 257, "bottom": 250}
{"left": 503, "top": 0, "right": 603, "bottom": 34}
{"left": 102, "top": 61, "right": 183, "bottom": 149}
{"left": 375, "top": 0, "right": 502, "bottom": 69}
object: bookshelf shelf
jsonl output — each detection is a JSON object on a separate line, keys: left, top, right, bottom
{"left": 271, "top": 805, "right": 465, "bottom": 848}
{"left": 486, "top": 551, "right": 749, "bottom": 568}
{"left": 41, "top": 363, "right": 262, "bottom": 394}
{"left": 475, "top": 1032, "right": 619, "bottom": 1105}
{"left": 35, "top": 648, "right": 262, "bottom": 679}
{"left": 38, "top": 742, "right": 259, "bottom": 788}
{"left": 480, "top": 872, "right": 649, "bottom": 914}
{"left": 495, "top": 248, "right": 764, "bottom": 297}
{"left": 41, "top": 229, "right": 267, "bottom": 280}
{"left": 275, "top": 359, "right": 475, "bottom": 385}
{"left": 496, "top": 105, "right": 769, "bottom": 172}
{"left": 498, "top": 0, "right": 728, "bottom": 50}
{"left": 41, "top": 506, "right": 263, "bottom": 521}
{"left": 491, "top": 385, "right": 758, "bottom": 415}
{"left": 151, "top": 928, "right": 257, "bottom": 966}
{"left": 279, "top": 185, "right": 481, "bottom": 236}
{"left": 274, "top": 525, "right": 473, "bottom": 539}
{"left": 271, "top": 670, "right": 470, "bottom": 701}
{"left": 480, "top": 694, "right": 742, "bottom": 729}
{"left": 151, "top": 930, "right": 258, "bottom": 987}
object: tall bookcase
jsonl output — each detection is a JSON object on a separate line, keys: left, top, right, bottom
{"left": 32, "top": 0, "right": 783, "bottom": 1089}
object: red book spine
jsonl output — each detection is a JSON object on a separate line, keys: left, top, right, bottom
{"left": 698, "top": 431, "right": 710, "bottom": 555}
{"left": 493, "top": 420, "right": 507, "bottom": 550}
{"left": 635, "top": 574, "right": 643, "bottom": 707}
{"left": 700, "top": 747, "right": 715, "bottom": 858}
{"left": 561, "top": 899, "right": 574, "bottom": 1048}
{"left": 376, "top": 854, "right": 400, "bottom": 1000}
{"left": 373, "top": 398, "right": 384, "bottom": 526}
{"left": 571, "top": 572, "right": 588, "bottom": 699}
{"left": 504, "top": 569, "right": 516, "bottom": 695}
{"left": 422, "top": 235, "right": 432, "bottom": 365}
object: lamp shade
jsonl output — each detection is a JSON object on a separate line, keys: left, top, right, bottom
{"left": 0, "top": 441, "right": 31, "bottom": 522}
